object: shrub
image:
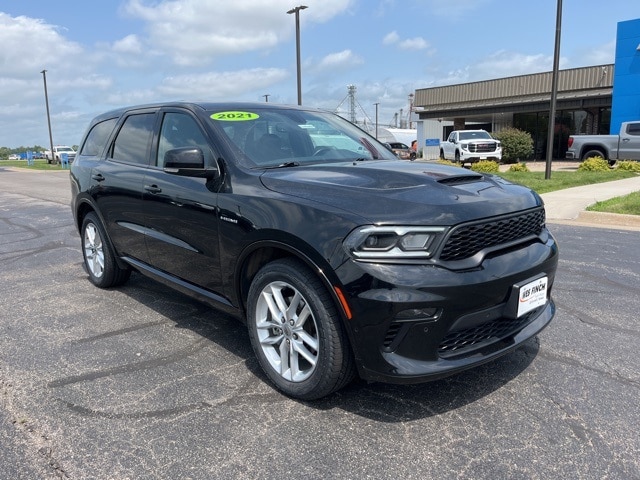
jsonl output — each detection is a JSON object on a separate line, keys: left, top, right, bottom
{"left": 436, "top": 159, "right": 458, "bottom": 167}
{"left": 471, "top": 160, "right": 500, "bottom": 173}
{"left": 616, "top": 160, "right": 640, "bottom": 172}
{"left": 508, "top": 162, "right": 530, "bottom": 172}
{"left": 493, "top": 128, "right": 534, "bottom": 164}
{"left": 577, "top": 156, "right": 610, "bottom": 172}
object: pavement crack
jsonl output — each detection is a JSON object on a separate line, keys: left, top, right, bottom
{"left": 47, "top": 337, "right": 209, "bottom": 388}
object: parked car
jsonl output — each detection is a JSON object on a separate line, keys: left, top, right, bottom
{"left": 440, "top": 130, "right": 502, "bottom": 165}
{"left": 44, "top": 145, "right": 76, "bottom": 164}
{"left": 70, "top": 102, "right": 558, "bottom": 400}
{"left": 566, "top": 121, "right": 640, "bottom": 165}
{"left": 388, "top": 142, "right": 414, "bottom": 160}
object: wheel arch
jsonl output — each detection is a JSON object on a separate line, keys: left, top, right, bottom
{"left": 234, "top": 238, "right": 351, "bottom": 326}
{"left": 580, "top": 145, "right": 608, "bottom": 161}
{"left": 74, "top": 197, "right": 97, "bottom": 233}
{"left": 74, "top": 197, "right": 130, "bottom": 272}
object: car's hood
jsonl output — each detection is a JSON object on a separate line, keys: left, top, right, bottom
{"left": 259, "top": 160, "right": 542, "bottom": 225}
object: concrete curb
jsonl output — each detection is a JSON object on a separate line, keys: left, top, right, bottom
{"left": 577, "top": 210, "right": 640, "bottom": 228}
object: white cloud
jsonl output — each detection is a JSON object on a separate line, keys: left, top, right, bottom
{"left": 122, "top": 0, "right": 354, "bottom": 66}
{"left": 157, "top": 68, "right": 289, "bottom": 99}
{"left": 0, "top": 13, "right": 84, "bottom": 78}
{"left": 112, "top": 34, "right": 144, "bottom": 54}
{"left": 398, "top": 37, "right": 429, "bottom": 50}
{"left": 383, "top": 31, "right": 400, "bottom": 45}
{"left": 578, "top": 40, "right": 616, "bottom": 66}
{"left": 313, "top": 50, "right": 364, "bottom": 72}
{"left": 383, "top": 31, "right": 430, "bottom": 51}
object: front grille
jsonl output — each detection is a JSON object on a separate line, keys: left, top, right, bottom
{"left": 468, "top": 143, "right": 497, "bottom": 153}
{"left": 438, "top": 309, "right": 538, "bottom": 358}
{"left": 439, "top": 209, "right": 545, "bottom": 262}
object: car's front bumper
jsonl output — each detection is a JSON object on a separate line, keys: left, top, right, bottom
{"left": 459, "top": 150, "right": 502, "bottom": 162}
{"left": 337, "top": 233, "right": 558, "bottom": 384}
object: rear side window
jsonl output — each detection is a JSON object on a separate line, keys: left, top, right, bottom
{"left": 110, "top": 113, "right": 156, "bottom": 165}
{"left": 626, "top": 123, "right": 640, "bottom": 136}
{"left": 79, "top": 118, "right": 117, "bottom": 156}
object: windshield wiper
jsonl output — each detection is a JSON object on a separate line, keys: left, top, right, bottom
{"left": 264, "top": 161, "right": 300, "bottom": 169}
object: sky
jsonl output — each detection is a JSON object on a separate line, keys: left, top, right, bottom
{"left": 1, "top": 0, "right": 639, "bottom": 149}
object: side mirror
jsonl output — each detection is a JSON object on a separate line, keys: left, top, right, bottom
{"left": 163, "top": 147, "right": 218, "bottom": 178}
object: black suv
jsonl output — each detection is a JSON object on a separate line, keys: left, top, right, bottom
{"left": 70, "top": 102, "right": 558, "bottom": 400}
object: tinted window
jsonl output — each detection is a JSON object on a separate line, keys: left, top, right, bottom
{"left": 110, "top": 113, "right": 156, "bottom": 165}
{"left": 458, "top": 131, "right": 492, "bottom": 140}
{"left": 157, "top": 112, "right": 211, "bottom": 168}
{"left": 210, "top": 107, "right": 396, "bottom": 167}
{"left": 626, "top": 123, "right": 640, "bottom": 136}
{"left": 80, "top": 118, "right": 117, "bottom": 156}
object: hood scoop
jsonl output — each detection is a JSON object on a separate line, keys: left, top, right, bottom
{"left": 437, "top": 174, "right": 484, "bottom": 186}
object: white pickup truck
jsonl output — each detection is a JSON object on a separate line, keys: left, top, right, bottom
{"left": 566, "top": 121, "right": 640, "bottom": 165}
{"left": 44, "top": 145, "right": 76, "bottom": 164}
{"left": 439, "top": 129, "right": 502, "bottom": 165}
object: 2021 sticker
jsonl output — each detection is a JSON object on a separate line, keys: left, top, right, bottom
{"left": 210, "top": 111, "right": 259, "bottom": 121}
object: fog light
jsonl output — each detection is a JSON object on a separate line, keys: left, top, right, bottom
{"left": 395, "top": 307, "right": 440, "bottom": 322}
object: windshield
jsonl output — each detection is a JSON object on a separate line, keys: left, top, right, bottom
{"left": 458, "top": 131, "right": 492, "bottom": 141}
{"left": 208, "top": 107, "right": 398, "bottom": 168}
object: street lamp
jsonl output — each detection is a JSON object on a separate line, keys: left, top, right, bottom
{"left": 287, "top": 5, "right": 307, "bottom": 105}
{"left": 41, "top": 69, "right": 54, "bottom": 165}
{"left": 373, "top": 103, "right": 379, "bottom": 139}
{"left": 545, "top": 0, "right": 562, "bottom": 180}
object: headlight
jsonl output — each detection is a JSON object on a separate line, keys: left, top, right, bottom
{"left": 343, "top": 225, "right": 447, "bottom": 260}
{"left": 460, "top": 143, "right": 469, "bottom": 151}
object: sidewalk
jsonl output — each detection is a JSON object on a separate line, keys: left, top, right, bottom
{"left": 506, "top": 161, "right": 640, "bottom": 230}
{"left": 541, "top": 176, "right": 640, "bottom": 229}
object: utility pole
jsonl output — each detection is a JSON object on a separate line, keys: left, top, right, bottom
{"left": 545, "top": 0, "right": 562, "bottom": 179}
{"left": 41, "top": 69, "right": 54, "bottom": 164}
{"left": 374, "top": 102, "right": 379, "bottom": 139}
{"left": 287, "top": 5, "right": 307, "bottom": 105}
{"left": 263, "top": 94, "right": 270, "bottom": 103}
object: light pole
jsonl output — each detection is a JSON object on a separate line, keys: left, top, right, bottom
{"left": 374, "top": 103, "right": 379, "bottom": 139}
{"left": 41, "top": 69, "right": 54, "bottom": 164}
{"left": 287, "top": 5, "right": 307, "bottom": 105}
{"left": 545, "top": 0, "right": 562, "bottom": 180}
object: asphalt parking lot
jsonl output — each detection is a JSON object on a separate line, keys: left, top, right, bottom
{"left": 0, "top": 167, "right": 639, "bottom": 479}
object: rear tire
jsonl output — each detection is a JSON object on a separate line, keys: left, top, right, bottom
{"left": 581, "top": 149, "right": 606, "bottom": 162}
{"left": 81, "top": 212, "right": 131, "bottom": 288}
{"left": 247, "top": 258, "right": 355, "bottom": 400}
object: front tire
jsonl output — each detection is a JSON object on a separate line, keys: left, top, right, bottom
{"left": 81, "top": 212, "right": 131, "bottom": 288}
{"left": 247, "top": 258, "right": 355, "bottom": 400}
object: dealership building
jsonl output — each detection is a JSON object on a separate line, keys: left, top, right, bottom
{"left": 413, "top": 18, "right": 640, "bottom": 160}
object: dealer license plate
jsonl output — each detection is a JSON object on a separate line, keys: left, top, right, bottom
{"left": 517, "top": 276, "right": 548, "bottom": 317}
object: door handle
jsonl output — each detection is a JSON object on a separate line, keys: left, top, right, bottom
{"left": 91, "top": 173, "right": 105, "bottom": 182}
{"left": 622, "top": 138, "right": 630, "bottom": 142}
{"left": 144, "top": 184, "right": 162, "bottom": 194}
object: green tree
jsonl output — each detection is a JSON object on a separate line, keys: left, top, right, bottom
{"left": 493, "top": 128, "right": 534, "bottom": 164}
